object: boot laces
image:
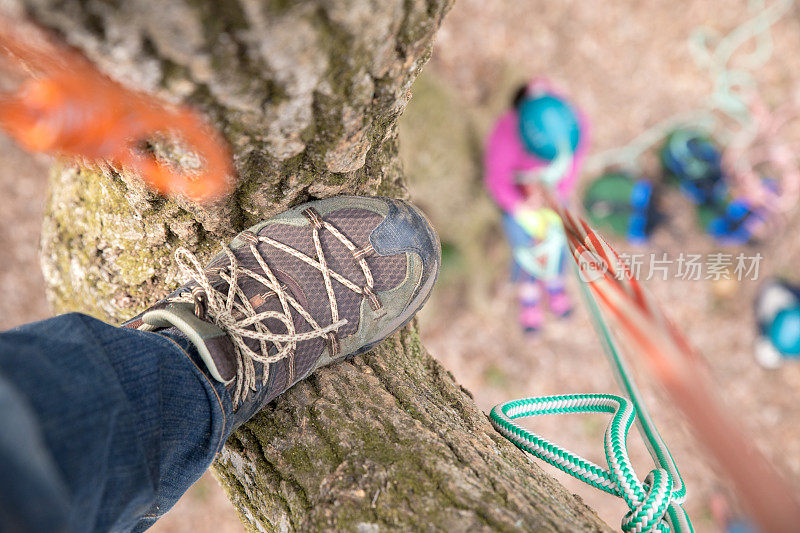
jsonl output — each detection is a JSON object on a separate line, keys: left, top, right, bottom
{"left": 167, "top": 208, "right": 383, "bottom": 404}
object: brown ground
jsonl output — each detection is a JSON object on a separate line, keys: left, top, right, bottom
{"left": 2, "top": 1, "right": 800, "bottom": 532}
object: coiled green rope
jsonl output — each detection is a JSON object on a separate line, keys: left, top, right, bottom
{"left": 490, "top": 275, "right": 694, "bottom": 532}
{"left": 491, "top": 395, "right": 675, "bottom": 533}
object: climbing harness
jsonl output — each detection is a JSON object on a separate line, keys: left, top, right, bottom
{"left": 512, "top": 208, "right": 566, "bottom": 280}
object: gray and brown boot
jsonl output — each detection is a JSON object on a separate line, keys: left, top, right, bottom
{"left": 123, "top": 196, "right": 440, "bottom": 427}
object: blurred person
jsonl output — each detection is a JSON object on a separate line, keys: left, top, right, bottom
{"left": 0, "top": 196, "right": 440, "bottom": 532}
{"left": 484, "top": 79, "right": 589, "bottom": 333}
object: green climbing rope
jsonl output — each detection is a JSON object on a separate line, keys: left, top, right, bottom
{"left": 491, "top": 395, "right": 675, "bottom": 533}
{"left": 490, "top": 273, "right": 694, "bottom": 532}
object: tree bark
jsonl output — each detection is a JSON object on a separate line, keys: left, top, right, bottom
{"left": 23, "top": 0, "right": 611, "bottom": 530}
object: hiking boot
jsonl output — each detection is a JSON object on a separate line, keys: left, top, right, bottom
{"left": 123, "top": 196, "right": 440, "bottom": 427}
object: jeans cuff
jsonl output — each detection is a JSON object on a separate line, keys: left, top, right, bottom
{"left": 153, "top": 327, "right": 235, "bottom": 450}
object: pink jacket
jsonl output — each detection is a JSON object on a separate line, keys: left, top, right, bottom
{"left": 484, "top": 107, "right": 589, "bottom": 213}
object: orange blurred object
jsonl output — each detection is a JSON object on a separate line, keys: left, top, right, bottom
{"left": 0, "top": 14, "right": 233, "bottom": 202}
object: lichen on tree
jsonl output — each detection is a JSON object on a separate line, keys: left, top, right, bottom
{"left": 27, "top": 0, "right": 611, "bottom": 530}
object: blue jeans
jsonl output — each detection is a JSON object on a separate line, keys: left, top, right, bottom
{"left": 0, "top": 313, "right": 234, "bottom": 532}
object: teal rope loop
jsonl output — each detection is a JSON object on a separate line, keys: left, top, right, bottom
{"left": 490, "top": 394, "right": 682, "bottom": 533}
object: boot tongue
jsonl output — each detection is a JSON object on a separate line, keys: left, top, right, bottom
{"left": 141, "top": 301, "right": 238, "bottom": 384}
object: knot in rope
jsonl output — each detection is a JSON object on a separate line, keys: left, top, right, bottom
{"left": 208, "top": 306, "right": 238, "bottom": 330}
{"left": 621, "top": 468, "right": 674, "bottom": 533}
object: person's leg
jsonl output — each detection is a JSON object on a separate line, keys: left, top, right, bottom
{"left": 0, "top": 370, "right": 70, "bottom": 532}
{"left": 544, "top": 247, "right": 572, "bottom": 318}
{"left": 517, "top": 273, "right": 544, "bottom": 333}
{"left": 544, "top": 278, "right": 572, "bottom": 318}
{"left": 502, "top": 213, "right": 543, "bottom": 333}
{"left": 0, "top": 312, "right": 232, "bottom": 533}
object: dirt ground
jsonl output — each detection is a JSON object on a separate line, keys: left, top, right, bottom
{"left": 2, "top": 1, "right": 800, "bottom": 532}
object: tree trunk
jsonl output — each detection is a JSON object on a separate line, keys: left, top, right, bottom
{"left": 25, "top": 0, "right": 611, "bottom": 530}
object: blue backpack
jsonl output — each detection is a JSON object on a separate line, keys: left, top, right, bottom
{"left": 660, "top": 129, "right": 728, "bottom": 205}
{"left": 582, "top": 170, "right": 660, "bottom": 244}
{"left": 661, "top": 129, "right": 764, "bottom": 245}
